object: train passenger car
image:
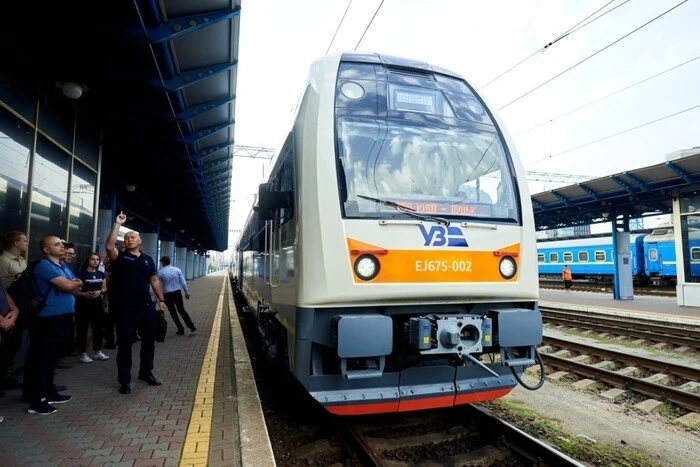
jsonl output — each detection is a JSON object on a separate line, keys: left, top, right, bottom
{"left": 237, "top": 52, "right": 543, "bottom": 416}
{"left": 643, "top": 228, "right": 676, "bottom": 285}
{"left": 643, "top": 227, "right": 700, "bottom": 284}
{"left": 537, "top": 235, "right": 645, "bottom": 284}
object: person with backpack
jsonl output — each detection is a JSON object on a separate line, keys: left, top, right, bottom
{"left": 21, "top": 236, "right": 83, "bottom": 415}
{"left": 0, "top": 230, "right": 27, "bottom": 390}
{"left": 0, "top": 275, "right": 19, "bottom": 408}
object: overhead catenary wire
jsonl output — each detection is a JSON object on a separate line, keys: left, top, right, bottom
{"left": 513, "top": 54, "right": 700, "bottom": 137}
{"left": 529, "top": 103, "right": 700, "bottom": 166}
{"left": 325, "top": 0, "right": 353, "bottom": 55}
{"left": 482, "top": 0, "right": 627, "bottom": 88}
{"left": 497, "top": 0, "right": 689, "bottom": 112}
{"left": 354, "top": 0, "right": 385, "bottom": 51}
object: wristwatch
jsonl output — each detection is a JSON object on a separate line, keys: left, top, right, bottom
{"left": 159, "top": 299, "right": 165, "bottom": 303}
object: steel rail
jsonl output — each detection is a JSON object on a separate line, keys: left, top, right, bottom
{"left": 541, "top": 309, "right": 700, "bottom": 348}
{"left": 541, "top": 354, "right": 700, "bottom": 412}
{"left": 462, "top": 405, "right": 585, "bottom": 467}
{"left": 541, "top": 307, "right": 700, "bottom": 334}
{"left": 343, "top": 425, "right": 386, "bottom": 467}
{"left": 543, "top": 336, "right": 700, "bottom": 380}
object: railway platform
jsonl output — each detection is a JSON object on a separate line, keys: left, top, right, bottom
{"left": 0, "top": 272, "right": 274, "bottom": 467}
{"left": 540, "top": 288, "right": 700, "bottom": 323}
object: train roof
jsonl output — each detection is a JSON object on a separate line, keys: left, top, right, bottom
{"left": 339, "top": 52, "right": 463, "bottom": 79}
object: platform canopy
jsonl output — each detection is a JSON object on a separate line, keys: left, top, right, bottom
{"left": 3, "top": 0, "right": 241, "bottom": 251}
{"left": 532, "top": 150, "right": 700, "bottom": 231}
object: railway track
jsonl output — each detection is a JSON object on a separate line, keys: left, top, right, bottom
{"left": 540, "top": 335, "right": 700, "bottom": 413}
{"left": 342, "top": 405, "right": 583, "bottom": 467}
{"left": 540, "top": 306, "right": 700, "bottom": 349}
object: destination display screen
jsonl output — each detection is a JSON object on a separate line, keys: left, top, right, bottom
{"left": 377, "top": 200, "right": 492, "bottom": 217}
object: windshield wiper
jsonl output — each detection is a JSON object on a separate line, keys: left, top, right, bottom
{"left": 357, "top": 194, "right": 450, "bottom": 226}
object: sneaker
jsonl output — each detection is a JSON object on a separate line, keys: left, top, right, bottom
{"left": 47, "top": 393, "right": 72, "bottom": 404}
{"left": 27, "top": 399, "right": 57, "bottom": 415}
{"left": 93, "top": 351, "right": 109, "bottom": 361}
{"left": 80, "top": 353, "right": 93, "bottom": 363}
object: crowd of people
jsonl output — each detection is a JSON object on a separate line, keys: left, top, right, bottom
{"left": 0, "top": 212, "right": 196, "bottom": 420}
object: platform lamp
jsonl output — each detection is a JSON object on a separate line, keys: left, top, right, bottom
{"left": 57, "top": 81, "right": 88, "bottom": 100}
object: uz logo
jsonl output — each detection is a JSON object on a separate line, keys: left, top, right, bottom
{"left": 419, "top": 225, "right": 469, "bottom": 247}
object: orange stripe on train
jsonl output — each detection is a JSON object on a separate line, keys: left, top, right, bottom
{"left": 347, "top": 238, "right": 521, "bottom": 283}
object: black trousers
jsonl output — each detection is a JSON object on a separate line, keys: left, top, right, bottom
{"left": 75, "top": 297, "right": 104, "bottom": 353}
{"left": 164, "top": 290, "right": 195, "bottom": 332}
{"left": 103, "top": 294, "right": 116, "bottom": 347}
{"left": 23, "top": 315, "right": 65, "bottom": 403}
{"left": 59, "top": 313, "right": 76, "bottom": 357}
{"left": 114, "top": 303, "right": 157, "bottom": 385}
{"left": 0, "top": 315, "right": 26, "bottom": 383}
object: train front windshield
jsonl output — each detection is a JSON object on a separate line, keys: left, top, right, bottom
{"left": 335, "top": 64, "right": 519, "bottom": 223}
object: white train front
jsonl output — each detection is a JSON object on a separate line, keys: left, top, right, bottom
{"left": 235, "top": 52, "right": 543, "bottom": 415}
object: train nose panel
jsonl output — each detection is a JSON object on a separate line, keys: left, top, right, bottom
{"left": 317, "top": 366, "right": 518, "bottom": 415}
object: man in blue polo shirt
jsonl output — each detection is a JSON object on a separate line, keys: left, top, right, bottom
{"left": 24, "top": 236, "right": 83, "bottom": 415}
{"left": 105, "top": 212, "right": 166, "bottom": 395}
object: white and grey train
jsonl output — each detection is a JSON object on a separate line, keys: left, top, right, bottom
{"left": 234, "top": 52, "right": 543, "bottom": 416}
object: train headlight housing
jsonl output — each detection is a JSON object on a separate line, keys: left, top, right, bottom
{"left": 499, "top": 256, "right": 517, "bottom": 280}
{"left": 340, "top": 81, "right": 365, "bottom": 100}
{"left": 354, "top": 254, "right": 379, "bottom": 281}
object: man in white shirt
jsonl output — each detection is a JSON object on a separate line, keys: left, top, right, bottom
{"left": 157, "top": 256, "right": 195, "bottom": 335}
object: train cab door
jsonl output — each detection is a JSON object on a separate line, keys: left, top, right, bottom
{"left": 259, "top": 133, "right": 295, "bottom": 291}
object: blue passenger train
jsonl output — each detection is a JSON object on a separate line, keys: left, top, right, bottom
{"left": 537, "top": 228, "right": 700, "bottom": 286}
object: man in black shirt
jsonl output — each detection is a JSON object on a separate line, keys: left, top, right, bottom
{"left": 105, "top": 212, "right": 166, "bottom": 395}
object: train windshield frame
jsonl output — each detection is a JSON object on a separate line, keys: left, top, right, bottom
{"left": 335, "top": 117, "right": 520, "bottom": 223}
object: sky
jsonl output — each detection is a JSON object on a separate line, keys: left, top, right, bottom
{"left": 226, "top": 0, "right": 700, "bottom": 251}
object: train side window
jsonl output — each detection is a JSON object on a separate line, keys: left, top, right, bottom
{"left": 549, "top": 253, "right": 558, "bottom": 263}
{"left": 594, "top": 250, "right": 606, "bottom": 262}
{"left": 537, "top": 253, "right": 544, "bottom": 263}
{"left": 648, "top": 249, "right": 658, "bottom": 261}
{"left": 691, "top": 247, "right": 700, "bottom": 261}
{"left": 563, "top": 252, "right": 573, "bottom": 262}
{"left": 578, "top": 251, "right": 589, "bottom": 262}
{"left": 279, "top": 146, "right": 295, "bottom": 225}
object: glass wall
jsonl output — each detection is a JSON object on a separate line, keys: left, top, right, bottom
{"left": 0, "top": 107, "right": 32, "bottom": 235}
{"left": 27, "top": 136, "right": 71, "bottom": 260}
{"left": 1, "top": 76, "right": 101, "bottom": 262}
{"left": 679, "top": 192, "right": 700, "bottom": 283}
{"left": 68, "top": 161, "right": 97, "bottom": 264}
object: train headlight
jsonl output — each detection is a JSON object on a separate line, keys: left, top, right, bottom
{"left": 341, "top": 81, "right": 365, "bottom": 100}
{"left": 354, "top": 254, "right": 380, "bottom": 281}
{"left": 499, "top": 256, "right": 517, "bottom": 280}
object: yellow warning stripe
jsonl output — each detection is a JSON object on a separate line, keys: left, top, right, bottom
{"left": 181, "top": 277, "right": 225, "bottom": 466}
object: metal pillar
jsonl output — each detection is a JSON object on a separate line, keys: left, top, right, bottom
{"left": 611, "top": 214, "right": 634, "bottom": 300}
{"left": 186, "top": 251, "right": 195, "bottom": 280}
{"left": 96, "top": 209, "right": 114, "bottom": 254}
{"left": 176, "top": 247, "right": 187, "bottom": 274}
{"left": 141, "top": 233, "right": 158, "bottom": 263}
{"left": 161, "top": 241, "right": 175, "bottom": 268}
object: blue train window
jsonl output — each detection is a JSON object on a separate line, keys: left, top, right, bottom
{"left": 563, "top": 252, "right": 573, "bottom": 262}
{"left": 578, "top": 251, "right": 588, "bottom": 262}
{"left": 648, "top": 249, "right": 658, "bottom": 261}
{"left": 691, "top": 247, "right": 700, "bottom": 260}
{"left": 595, "top": 251, "right": 606, "bottom": 262}
{"left": 537, "top": 253, "right": 545, "bottom": 263}
{"left": 549, "top": 253, "right": 558, "bottom": 262}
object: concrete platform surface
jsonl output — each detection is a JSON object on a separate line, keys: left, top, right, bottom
{"left": 539, "top": 289, "right": 700, "bottom": 324}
